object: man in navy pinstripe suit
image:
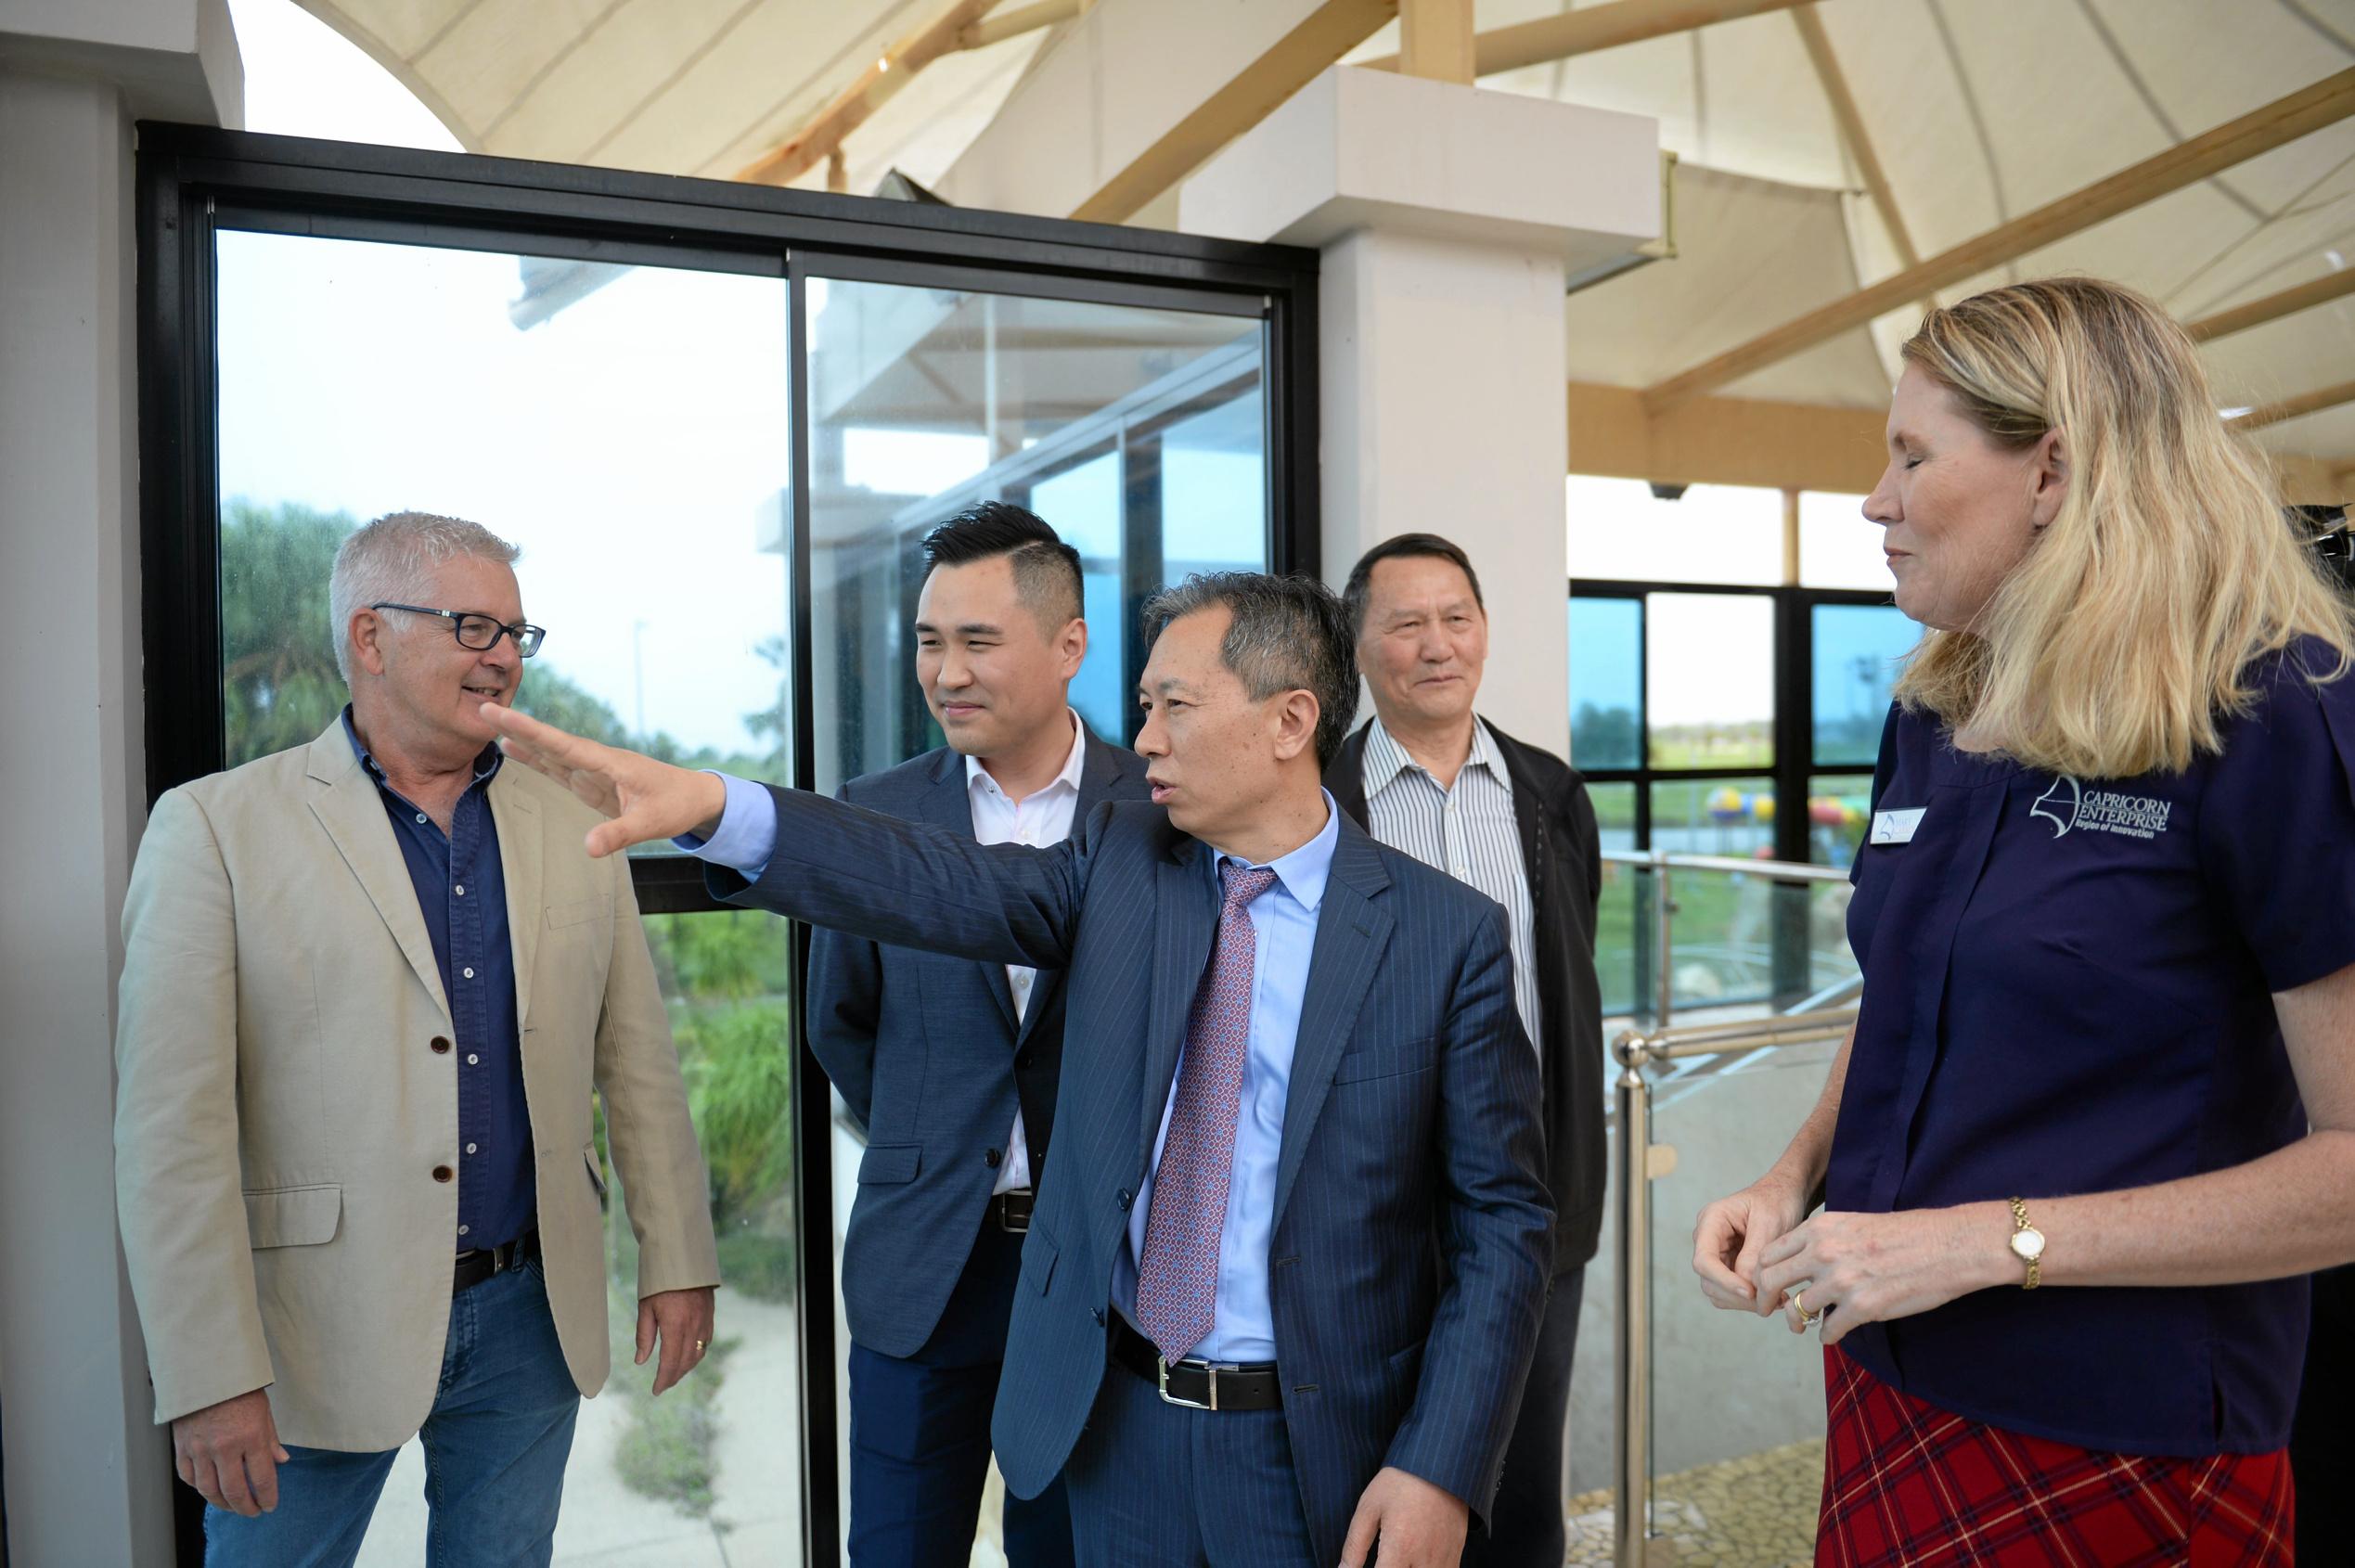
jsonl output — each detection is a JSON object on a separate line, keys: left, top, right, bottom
{"left": 483, "top": 572, "right": 1554, "bottom": 1568}
{"left": 810, "top": 505, "right": 1150, "bottom": 1565}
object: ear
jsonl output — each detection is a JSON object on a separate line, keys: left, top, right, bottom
{"left": 1268, "top": 688, "right": 1320, "bottom": 765}
{"left": 2027, "top": 428, "right": 2068, "bottom": 530}
{"left": 351, "top": 609, "right": 391, "bottom": 678}
{"left": 1055, "top": 616, "right": 1087, "bottom": 682}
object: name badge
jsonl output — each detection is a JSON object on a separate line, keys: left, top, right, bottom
{"left": 1870, "top": 808, "right": 1925, "bottom": 845}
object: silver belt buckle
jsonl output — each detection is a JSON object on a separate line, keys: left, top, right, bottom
{"left": 997, "top": 1194, "right": 1032, "bottom": 1234}
{"left": 1156, "top": 1355, "right": 1217, "bottom": 1411}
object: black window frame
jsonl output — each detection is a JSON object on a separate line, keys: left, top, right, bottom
{"left": 1571, "top": 576, "right": 1900, "bottom": 1010}
{"left": 136, "top": 122, "right": 1319, "bottom": 1568}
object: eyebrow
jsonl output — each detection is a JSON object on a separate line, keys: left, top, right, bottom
{"left": 913, "top": 620, "right": 1005, "bottom": 636}
{"left": 1887, "top": 427, "right": 1922, "bottom": 449}
{"left": 1139, "top": 677, "right": 1201, "bottom": 699}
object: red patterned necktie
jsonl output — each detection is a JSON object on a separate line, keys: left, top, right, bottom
{"left": 1134, "top": 861, "right": 1279, "bottom": 1364}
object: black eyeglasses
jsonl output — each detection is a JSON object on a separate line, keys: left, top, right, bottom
{"left": 370, "top": 603, "right": 547, "bottom": 658}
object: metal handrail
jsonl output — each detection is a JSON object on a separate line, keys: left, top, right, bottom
{"left": 1610, "top": 1001, "right": 1859, "bottom": 1568}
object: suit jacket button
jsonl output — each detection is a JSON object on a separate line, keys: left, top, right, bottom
{"left": 1116, "top": 1189, "right": 1132, "bottom": 1211}
{"left": 984, "top": 1148, "right": 1002, "bottom": 1169}
{"left": 1016, "top": 1052, "right": 1033, "bottom": 1070}
{"left": 1092, "top": 1307, "right": 1105, "bottom": 1327}
{"left": 430, "top": 1036, "right": 452, "bottom": 1054}
{"left": 431, "top": 1164, "right": 454, "bottom": 1183}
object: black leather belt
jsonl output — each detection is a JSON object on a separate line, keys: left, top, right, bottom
{"left": 454, "top": 1228, "right": 539, "bottom": 1294}
{"left": 990, "top": 1189, "right": 1035, "bottom": 1234}
{"left": 1108, "top": 1314, "right": 1282, "bottom": 1412}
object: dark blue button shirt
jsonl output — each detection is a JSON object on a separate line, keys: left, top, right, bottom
{"left": 341, "top": 708, "right": 536, "bottom": 1252}
{"left": 1832, "top": 640, "right": 2355, "bottom": 1457}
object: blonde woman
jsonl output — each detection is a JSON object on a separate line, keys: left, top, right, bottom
{"left": 1692, "top": 277, "right": 2355, "bottom": 1565}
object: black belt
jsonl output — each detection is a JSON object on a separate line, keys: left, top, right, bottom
{"left": 1108, "top": 1314, "right": 1283, "bottom": 1412}
{"left": 454, "top": 1228, "right": 539, "bottom": 1294}
{"left": 989, "top": 1189, "right": 1035, "bottom": 1234}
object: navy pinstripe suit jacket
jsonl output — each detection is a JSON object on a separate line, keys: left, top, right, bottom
{"left": 806, "top": 733, "right": 1151, "bottom": 1356}
{"left": 707, "top": 788, "right": 1552, "bottom": 1561}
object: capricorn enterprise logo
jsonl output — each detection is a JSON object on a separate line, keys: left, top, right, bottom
{"left": 2028, "top": 775, "right": 2172, "bottom": 841}
{"left": 2029, "top": 776, "right": 2081, "bottom": 837}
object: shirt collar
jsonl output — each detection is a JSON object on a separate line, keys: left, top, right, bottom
{"left": 1363, "top": 713, "right": 1503, "bottom": 797}
{"left": 1206, "top": 789, "right": 1342, "bottom": 915}
{"left": 341, "top": 704, "right": 502, "bottom": 789}
{"left": 966, "top": 709, "right": 1086, "bottom": 803}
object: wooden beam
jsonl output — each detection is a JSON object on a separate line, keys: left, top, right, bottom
{"left": 2186, "top": 269, "right": 2355, "bottom": 342}
{"left": 1792, "top": 5, "right": 1918, "bottom": 269}
{"left": 1365, "top": 0, "right": 1810, "bottom": 75}
{"left": 2233, "top": 379, "right": 2355, "bottom": 431}
{"left": 1068, "top": 0, "right": 1396, "bottom": 225}
{"left": 1399, "top": 0, "right": 1475, "bottom": 84}
{"left": 1567, "top": 380, "right": 1889, "bottom": 494}
{"left": 1642, "top": 67, "right": 2355, "bottom": 413}
{"left": 735, "top": 0, "right": 998, "bottom": 188}
{"left": 959, "top": 0, "right": 1083, "bottom": 51}
{"left": 2272, "top": 449, "right": 2353, "bottom": 504}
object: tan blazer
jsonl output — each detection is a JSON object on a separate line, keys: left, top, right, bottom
{"left": 114, "top": 720, "right": 719, "bottom": 1452}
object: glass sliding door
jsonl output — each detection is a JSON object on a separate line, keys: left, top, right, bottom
{"left": 143, "top": 123, "right": 1317, "bottom": 1568}
{"left": 212, "top": 228, "right": 805, "bottom": 1565}
{"left": 806, "top": 276, "right": 1269, "bottom": 790}
{"left": 803, "top": 271, "right": 1271, "bottom": 1562}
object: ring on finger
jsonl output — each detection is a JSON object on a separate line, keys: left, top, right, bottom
{"left": 1792, "top": 1288, "right": 1822, "bottom": 1328}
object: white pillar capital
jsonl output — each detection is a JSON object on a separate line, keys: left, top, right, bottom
{"left": 0, "top": 0, "right": 241, "bottom": 125}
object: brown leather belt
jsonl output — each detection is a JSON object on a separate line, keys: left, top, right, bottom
{"left": 1108, "top": 1314, "right": 1283, "bottom": 1412}
{"left": 454, "top": 1227, "right": 539, "bottom": 1294}
{"left": 990, "top": 1189, "right": 1035, "bottom": 1234}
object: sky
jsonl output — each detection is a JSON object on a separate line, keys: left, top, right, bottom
{"left": 220, "top": 0, "right": 1901, "bottom": 748}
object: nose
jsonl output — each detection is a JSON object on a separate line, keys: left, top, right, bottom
{"left": 936, "top": 649, "right": 972, "bottom": 689}
{"left": 1862, "top": 466, "right": 1901, "bottom": 527}
{"left": 1134, "top": 708, "right": 1167, "bottom": 759}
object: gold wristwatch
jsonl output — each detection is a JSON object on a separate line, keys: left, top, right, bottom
{"left": 2007, "top": 1197, "right": 2045, "bottom": 1290}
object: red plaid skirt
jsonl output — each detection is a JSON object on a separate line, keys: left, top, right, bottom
{"left": 1816, "top": 1344, "right": 2294, "bottom": 1566}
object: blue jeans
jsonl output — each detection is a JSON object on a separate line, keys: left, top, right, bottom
{"left": 204, "top": 1256, "right": 581, "bottom": 1568}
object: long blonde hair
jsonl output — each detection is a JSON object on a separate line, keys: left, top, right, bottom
{"left": 1893, "top": 276, "right": 2354, "bottom": 778}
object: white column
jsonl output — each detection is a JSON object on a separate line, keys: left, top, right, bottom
{"left": 0, "top": 6, "right": 238, "bottom": 1562}
{"left": 1179, "top": 67, "right": 1657, "bottom": 752}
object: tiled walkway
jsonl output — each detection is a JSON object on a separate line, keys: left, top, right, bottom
{"left": 1563, "top": 1437, "right": 1824, "bottom": 1566}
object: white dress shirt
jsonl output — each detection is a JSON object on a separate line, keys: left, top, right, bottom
{"left": 966, "top": 712, "right": 1088, "bottom": 1196}
{"left": 1362, "top": 715, "right": 1542, "bottom": 1058}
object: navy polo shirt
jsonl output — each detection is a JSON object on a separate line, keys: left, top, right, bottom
{"left": 1833, "top": 638, "right": 2355, "bottom": 1456}
{"left": 341, "top": 709, "right": 537, "bottom": 1252}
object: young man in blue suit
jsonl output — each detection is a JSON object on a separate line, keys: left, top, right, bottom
{"left": 485, "top": 573, "right": 1553, "bottom": 1568}
{"left": 810, "top": 503, "right": 1149, "bottom": 1566}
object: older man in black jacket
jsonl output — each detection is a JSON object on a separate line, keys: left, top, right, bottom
{"left": 1326, "top": 533, "right": 1605, "bottom": 1567}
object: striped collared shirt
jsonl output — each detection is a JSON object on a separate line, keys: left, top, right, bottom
{"left": 1361, "top": 715, "right": 1542, "bottom": 1060}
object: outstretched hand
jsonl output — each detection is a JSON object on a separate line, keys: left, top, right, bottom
{"left": 479, "top": 704, "right": 728, "bottom": 857}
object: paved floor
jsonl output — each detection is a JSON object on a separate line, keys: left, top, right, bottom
{"left": 1564, "top": 1437, "right": 1824, "bottom": 1567}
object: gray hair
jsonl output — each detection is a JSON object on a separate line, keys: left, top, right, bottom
{"left": 1140, "top": 572, "right": 1358, "bottom": 768}
{"left": 329, "top": 511, "right": 521, "bottom": 683}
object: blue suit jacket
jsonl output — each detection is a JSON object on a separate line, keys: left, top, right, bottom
{"left": 709, "top": 790, "right": 1551, "bottom": 1562}
{"left": 807, "top": 732, "right": 1151, "bottom": 1356}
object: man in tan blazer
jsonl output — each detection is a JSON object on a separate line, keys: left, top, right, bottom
{"left": 115, "top": 511, "right": 720, "bottom": 1565}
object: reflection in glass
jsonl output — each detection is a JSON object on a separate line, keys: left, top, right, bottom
{"left": 1569, "top": 598, "right": 1642, "bottom": 770}
{"left": 1645, "top": 1035, "right": 1838, "bottom": 1562}
{"left": 213, "top": 229, "right": 803, "bottom": 1562}
{"left": 806, "top": 278, "right": 1268, "bottom": 793}
{"left": 1646, "top": 594, "right": 1773, "bottom": 769}
{"left": 1811, "top": 604, "right": 1918, "bottom": 766}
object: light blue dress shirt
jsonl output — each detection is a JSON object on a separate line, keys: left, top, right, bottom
{"left": 681, "top": 776, "right": 1341, "bottom": 1365}
{"left": 1113, "top": 795, "right": 1338, "bottom": 1365}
